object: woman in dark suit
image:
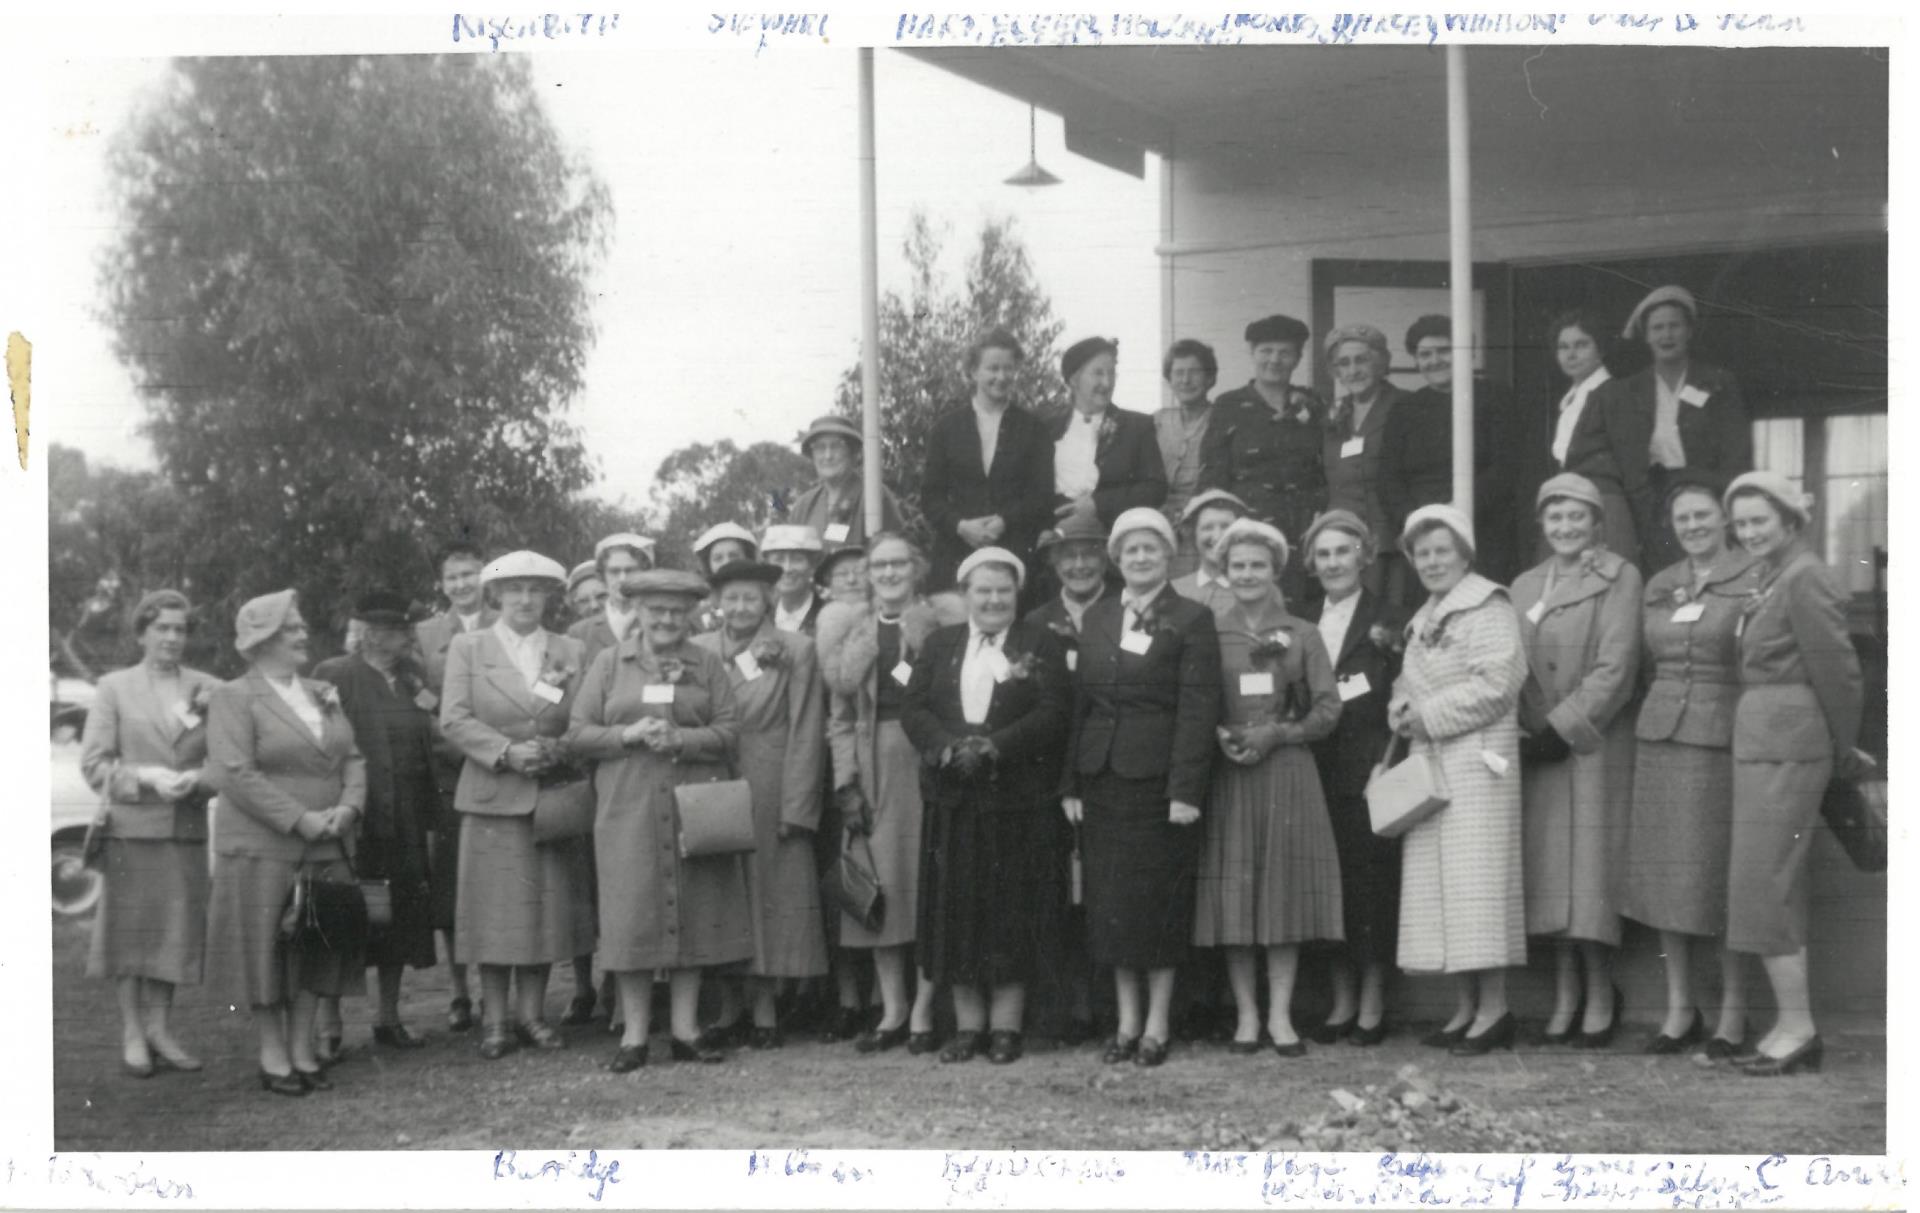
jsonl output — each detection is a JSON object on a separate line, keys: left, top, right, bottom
{"left": 1063, "top": 507, "right": 1223, "bottom": 1067}
{"left": 1565, "top": 286, "right": 1752, "bottom": 572}
{"left": 80, "top": 590, "right": 218, "bottom": 1077}
{"left": 440, "top": 552, "right": 597, "bottom": 1060}
{"left": 314, "top": 590, "right": 442, "bottom": 1048}
{"left": 1723, "top": 472, "right": 1869, "bottom": 1076}
{"left": 1298, "top": 511, "right": 1406, "bottom": 1045}
{"left": 902, "top": 548, "right": 1070, "bottom": 1064}
{"left": 1049, "top": 337, "right": 1168, "bottom": 528}
{"left": 204, "top": 590, "right": 367, "bottom": 1096}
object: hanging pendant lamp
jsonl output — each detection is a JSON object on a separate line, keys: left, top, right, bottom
{"left": 1004, "top": 104, "right": 1062, "bottom": 188}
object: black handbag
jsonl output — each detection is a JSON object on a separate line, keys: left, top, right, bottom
{"left": 822, "top": 830, "right": 884, "bottom": 931}
{"left": 279, "top": 843, "right": 389, "bottom": 954}
{"left": 1820, "top": 777, "right": 1887, "bottom": 874}
{"left": 1518, "top": 727, "right": 1573, "bottom": 765}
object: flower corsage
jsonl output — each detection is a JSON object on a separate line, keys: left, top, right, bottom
{"left": 748, "top": 637, "right": 787, "bottom": 671}
{"left": 1249, "top": 629, "right": 1293, "bottom": 669}
{"left": 1005, "top": 651, "right": 1037, "bottom": 682}
{"left": 1368, "top": 623, "right": 1404, "bottom": 655}
{"left": 539, "top": 652, "right": 580, "bottom": 690}
{"left": 316, "top": 683, "right": 342, "bottom": 714}
{"left": 655, "top": 655, "right": 687, "bottom": 685}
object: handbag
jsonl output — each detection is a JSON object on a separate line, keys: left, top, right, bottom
{"left": 531, "top": 776, "right": 595, "bottom": 844}
{"left": 1820, "top": 777, "right": 1887, "bottom": 874}
{"left": 278, "top": 843, "right": 389, "bottom": 954}
{"left": 822, "top": 830, "right": 885, "bottom": 931}
{"left": 1365, "top": 732, "right": 1451, "bottom": 838}
{"left": 673, "top": 777, "right": 755, "bottom": 858}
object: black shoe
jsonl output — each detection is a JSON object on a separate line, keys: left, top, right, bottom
{"left": 1227, "top": 1037, "right": 1263, "bottom": 1055}
{"left": 1350, "top": 1021, "right": 1389, "bottom": 1047}
{"left": 748, "top": 1027, "right": 784, "bottom": 1050}
{"left": 987, "top": 1030, "right": 1024, "bottom": 1065}
{"left": 1058, "top": 1017, "right": 1097, "bottom": 1047}
{"left": 669, "top": 1035, "right": 726, "bottom": 1064}
{"left": 1134, "top": 1036, "right": 1170, "bottom": 1068}
{"left": 258, "top": 1068, "right": 308, "bottom": 1097}
{"left": 1308, "top": 1017, "right": 1356, "bottom": 1045}
{"left": 1702, "top": 1034, "right": 1746, "bottom": 1061}
{"left": 821, "top": 1007, "right": 866, "bottom": 1043}
{"left": 1575, "top": 985, "right": 1623, "bottom": 1050}
{"left": 907, "top": 1031, "right": 941, "bottom": 1056}
{"left": 940, "top": 1031, "right": 984, "bottom": 1063}
{"left": 1450, "top": 1012, "right": 1517, "bottom": 1057}
{"left": 696, "top": 1020, "right": 750, "bottom": 1050}
{"left": 1644, "top": 1009, "right": 1705, "bottom": 1055}
{"left": 560, "top": 990, "right": 598, "bottom": 1026}
{"left": 314, "top": 1034, "right": 346, "bottom": 1067}
{"left": 854, "top": 1024, "right": 909, "bottom": 1054}
{"left": 447, "top": 997, "right": 475, "bottom": 1033}
{"left": 478, "top": 1032, "right": 518, "bottom": 1061}
{"left": 515, "top": 1020, "right": 567, "bottom": 1050}
{"left": 1421, "top": 1022, "right": 1470, "bottom": 1049}
{"left": 293, "top": 1066, "right": 333, "bottom": 1092}
{"left": 1102, "top": 1036, "right": 1140, "bottom": 1065}
{"left": 373, "top": 1023, "right": 427, "bottom": 1049}
{"left": 606, "top": 1044, "right": 648, "bottom": 1073}
{"left": 1271, "top": 1038, "right": 1308, "bottom": 1058}
{"left": 1742, "top": 1035, "right": 1823, "bottom": 1077}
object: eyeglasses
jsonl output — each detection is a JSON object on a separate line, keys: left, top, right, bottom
{"left": 868, "top": 558, "right": 914, "bottom": 572}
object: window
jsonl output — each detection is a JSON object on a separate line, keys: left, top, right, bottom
{"left": 1749, "top": 413, "right": 1886, "bottom": 597}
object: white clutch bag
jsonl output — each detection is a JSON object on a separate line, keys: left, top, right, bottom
{"left": 1365, "top": 732, "right": 1450, "bottom": 838}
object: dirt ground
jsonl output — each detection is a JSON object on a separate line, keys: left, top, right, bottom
{"left": 50, "top": 916, "right": 1884, "bottom": 1154}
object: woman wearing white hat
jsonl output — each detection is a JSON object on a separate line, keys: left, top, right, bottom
{"left": 440, "top": 552, "right": 597, "bottom": 1060}
{"left": 1510, "top": 473, "right": 1644, "bottom": 1049}
{"left": 761, "top": 525, "right": 828, "bottom": 636}
{"left": 692, "top": 523, "right": 761, "bottom": 634}
{"left": 204, "top": 590, "right": 368, "bottom": 1096}
{"left": 570, "top": 533, "right": 656, "bottom": 669}
{"left": 1063, "top": 507, "right": 1223, "bottom": 1067}
{"left": 787, "top": 415, "right": 906, "bottom": 553}
{"left": 1564, "top": 285, "right": 1752, "bottom": 571}
{"left": 1721, "top": 471, "right": 1868, "bottom": 1076}
{"left": 1389, "top": 505, "right": 1528, "bottom": 1057}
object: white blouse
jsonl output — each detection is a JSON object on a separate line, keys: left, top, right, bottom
{"left": 1551, "top": 366, "right": 1612, "bottom": 467}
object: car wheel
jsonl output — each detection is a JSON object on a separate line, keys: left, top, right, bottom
{"left": 52, "top": 841, "right": 103, "bottom": 917}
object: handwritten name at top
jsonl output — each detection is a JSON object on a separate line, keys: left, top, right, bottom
{"left": 709, "top": 14, "right": 832, "bottom": 55}
{"left": 892, "top": 13, "right": 1812, "bottom": 47}
{"left": 452, "top": 13, "right": 621, "bottom": 51}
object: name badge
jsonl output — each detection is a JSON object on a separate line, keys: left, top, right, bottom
{"left": 1671, "top": 602, "right": 1706, "bottom": 624}
{"left": 1340, "top": 437, "right": 1365, "bottom": 459}
{"left": 642, "top": 683, "right": 676, "bottom": 704}
{"left": 734, "top": 650, "right": 763, "bottom": 681}
{"left": 530, "top": 681, "right": 565, "bottom": 704}
{"left": 1065, "top": 649, "right": 1078, "bottom": 673}
{"left": 1238, "top": 672, "right": 1275, "bottom": 697}
{"left": 823, "top": 523, "right": 851, "bottom": 544}
{"left": 412, "top": 688, "right": 439, "bottom": 712}
{"left": 171, "top": 703, "right": 203, "bottom": 729}
{"left": 1482, "top": 750, "right": 1511, "bottom": 777}
{"left": 979, "top": 647, "right": 1012, "bottom": 683}
{"left": 1119, "top": 631, "right": 1154, "bottom": 656}
{"left": 1678, "top": 385, "right": 1711, "bottom": 408}
{"left": 1337, "top": 673, "right": 1371, "bottom": 702}
{"left": 1525, "top": 600, "right": 1546, "bottom": 625}
{"left": 891, "top": 660, "right": 914, "bottom": 686}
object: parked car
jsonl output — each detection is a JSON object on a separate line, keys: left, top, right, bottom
{"left": 50, "top": 675, "right": 102, "bottom": 916}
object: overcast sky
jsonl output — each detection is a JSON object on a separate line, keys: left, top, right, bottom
{"left": 41, "top": 49, "right": 1161, "bottom": 507}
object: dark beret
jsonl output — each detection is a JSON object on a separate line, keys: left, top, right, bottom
{"left": 1244, "top": 314, "right": 1309, "bottom": 349}
{"left": 1061, "top": 336, "right": 1119, "bottom": 383}
{"left": 352, "top": 589, "right": 416, "bottom": 627}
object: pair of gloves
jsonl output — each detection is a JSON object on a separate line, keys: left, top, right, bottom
{"left": 136, "top": 764, "right": 200, "bottom": 801}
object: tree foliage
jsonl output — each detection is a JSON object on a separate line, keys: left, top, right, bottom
{"left": 99, "top": 55, "right": 613, "bottom": 647}
{"left": 832, "top": 214, "right": 1066, "bottom": 540}
{"left": 647, "top": 439, "right": 816, "bottom": 569}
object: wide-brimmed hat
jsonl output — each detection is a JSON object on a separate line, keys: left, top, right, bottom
{"left": 956, "top": 546, "right": 1026, "bottom": 590}
{"left": 799, "top": 415, "right": 863, "bottom": 454}
{"left": 1108, "top": 507, "right": 1178, "bottom": 562}
{"left": 350, "top": 589, "right": 416, "bottom": 628}
{"left": 235, "top": 589, "right": 299, "bottom": 655}
{"left": 761, "top": 524, "right": 824, "bottom": 555}
{"left": 481, "top": 551, "right": 567, "bottom": 587}
{"left": 625, "top": 569, "right": 710, "bottom": 602}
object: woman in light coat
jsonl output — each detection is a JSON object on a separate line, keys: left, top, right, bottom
{"left": 1510, "top": 473, "right": 1644, "bottom": 1048}
{"left": 204, "top": 590, "right": 368, "bottom": 1096}
{"left": 690, "top": 560, "right": 829, "bottom": 1048}
{"left": 567, "top": 567, "right": 753, "bottom": 1071}
{"left": 440, "top": 552, "right": 597, "bottom": 1060}
{"left": 1389, "top": 505, "right": 1528, "bottom": 1056}
{"left": 1723, "top": 471, "right": 1869, "bottom": 1076}
{"left": 815, "top": 533, "right": 963, "bottom": 1053}
{"left": 81, "top": 590, "right": 219, "bottom": 1078}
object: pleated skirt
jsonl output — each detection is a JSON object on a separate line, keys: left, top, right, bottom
{"left": 1193, "top": 747, "right": 1345, "bottom": 948}
{"left": 206, "top": 854, "right": 368, "bottom": 1007}
{"left": 1621, "top": 740, "right": 1736, "bottom": 937}
{"left": 453, "top": 814, "right": 597, "bottom": 967}
{"left": 1726, "top": 754, "right": 1831, "bottom": 956}
{"left": 87, "top": 838, "right": 208, "bottom": 985}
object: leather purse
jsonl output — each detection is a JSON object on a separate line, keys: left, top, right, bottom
{"left": 1820, "top": 776, "right": 1887, "bottom": 873}
{"left": 673, "top": 777, "right": 755, "bottom": 858}
{"left": 531, "top": 777, "right": 596, "bottom": 844}
{"left": 279, "top": 843, "right": 386, "bottom": 953}
{"left": 823, "top": 830, "right": 885, "bottom": 931}
{"left": 1365, "top": 732, "right": 1451, "bottom": 838}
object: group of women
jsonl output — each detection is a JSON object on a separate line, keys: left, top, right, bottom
{"left": 77, "top": 285, "right": 1870, "bottom": 1094}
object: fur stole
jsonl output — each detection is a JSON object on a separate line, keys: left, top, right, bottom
{"left": 815, "top": 593, "right": 966, "bottom": 697}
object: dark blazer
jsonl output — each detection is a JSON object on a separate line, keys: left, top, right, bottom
{"left": 1379, "top": 382, "right": 1519, "bottom": 581}
{"left": 1048, "top": 405, "right": 1168, "bottom": 527}
{"left": 920, "top": 402, "right": 1056, "bottom": 590}
{"left": 206, "top": 670, "right": 367, "bottom": 862}
{"left": 1301, "top": 589, "right": 1407, "bottom": 798}
{"left": 415, "top": 608, "right": 497, "bottom": 694}
{"left": 899, "top": 619, "right": 1070, "bottom": 813}
{"left": 313, "top": 654, "right": 441, "bottom": 846}
{"left": 1323, "top": 382, "right": 1413, "bottom": 546}
{"left": 1062, "top": 585, "right": 1222, "bottom": 807}
{"left": 1563, "top": 361, "right": 1751, "bottom": 561}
